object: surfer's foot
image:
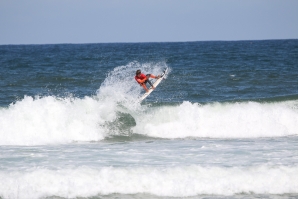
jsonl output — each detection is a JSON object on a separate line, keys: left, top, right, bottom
{"left": 152, "top": 86, "right": 155, "bottom": 89}
{"left": 155, "top": 75, "right": 161, "bottom": 79}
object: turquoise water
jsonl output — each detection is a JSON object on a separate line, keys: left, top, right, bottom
{"left": 0, "top": 40, "right": 298, "bottom": 199}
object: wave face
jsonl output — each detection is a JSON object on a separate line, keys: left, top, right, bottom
{"left": 0, "top": 166, "right": 297, "bottom": 199}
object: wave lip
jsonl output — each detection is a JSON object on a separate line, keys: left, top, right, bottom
{"left": 133, "top": 100, "right": 298, "bottom": 139}
{"left": 0, "top": 166, "right": 297, "bottom": 199}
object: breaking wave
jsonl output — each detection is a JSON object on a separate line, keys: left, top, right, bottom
{"left": 0, "top": 62, "right": 297, "bottom": 145}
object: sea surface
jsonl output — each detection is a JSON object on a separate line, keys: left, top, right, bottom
{"left": 0, "top": 40, "right": 298, "bottom": 199}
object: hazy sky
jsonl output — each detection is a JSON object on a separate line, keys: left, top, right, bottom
{"left": 1, "top": 0, "right": 298, "bottom": 45}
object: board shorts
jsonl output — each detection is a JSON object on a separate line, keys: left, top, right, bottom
{"left": 143, "top": 74, "right": 151, "bottom": 83}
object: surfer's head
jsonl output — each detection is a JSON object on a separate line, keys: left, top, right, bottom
{"left": 136, "top": 70, "right": 141, "bottom": 76}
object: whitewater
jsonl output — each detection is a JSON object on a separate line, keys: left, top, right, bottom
{"left": 0, "top": 96, "right": 298, "bottom": 145}
{"left": 1, "top": 166, "right": 298, "bottom": 198}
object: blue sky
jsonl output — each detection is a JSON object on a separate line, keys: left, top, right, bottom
{"left": 1, "top": 0, "right": 297, "bottom": 44}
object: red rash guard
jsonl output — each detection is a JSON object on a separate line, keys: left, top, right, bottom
{"left": 135, "top": 73, "right": 147, "bottom": 84}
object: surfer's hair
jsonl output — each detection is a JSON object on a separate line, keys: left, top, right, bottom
{"left": 136, "top": 70, "right": 141, "bottom": 75}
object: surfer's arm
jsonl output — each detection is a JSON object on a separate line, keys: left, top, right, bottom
{"left": 136, "top": 78, "right": 147, "bottom": 84}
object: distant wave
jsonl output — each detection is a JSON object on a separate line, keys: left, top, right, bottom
{"left": 235, "top": 94, "right": 298, "bottom": 103}
{"left": 0, "top": 165, "right": 297, "bottom": 198}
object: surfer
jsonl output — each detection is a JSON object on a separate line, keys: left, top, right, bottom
{"left": 135, "top": 69, "right": 160, "bottom": 92}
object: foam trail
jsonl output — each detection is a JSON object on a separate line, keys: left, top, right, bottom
{"left": 0, "top": 166, "right": 297, "bottom": 199}
{"left": 133, "top": 101, "right": 298, "bottom": 138}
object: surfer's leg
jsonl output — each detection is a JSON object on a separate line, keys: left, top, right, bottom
{"left": 140, "top": 83, "right": 149, "bottom": 92}
{"left": 146, "top": 74, "right": 156, "bottom": 89}
{"left": 147, "top": 79, "right": 154, "bottom": 89}
{"left": 148, "top": 74, "right": 160, "bottom": 79}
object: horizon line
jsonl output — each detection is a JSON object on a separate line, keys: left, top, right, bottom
{"left": 1, "top": 38, "right": 297, "bottom": 46}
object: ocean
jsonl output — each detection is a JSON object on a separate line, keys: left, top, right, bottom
{"left": 0, "top": 40, "right": 298, "bottom": 199}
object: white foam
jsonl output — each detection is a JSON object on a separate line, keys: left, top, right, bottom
{"left": 1, "top": 98, "right": 298, "bottom": 145}
{"left": 0, "top": 165, "right": 297, "bottom": 198}
{"left": 133, "top": 100, "right": 298, "bottom": 138}
{"left": 0, "top": 95, "right": 116, "bottom": 145}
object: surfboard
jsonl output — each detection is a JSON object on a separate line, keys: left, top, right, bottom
{"left": 139, "top": 68, "right": 168, "bottom": 101}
